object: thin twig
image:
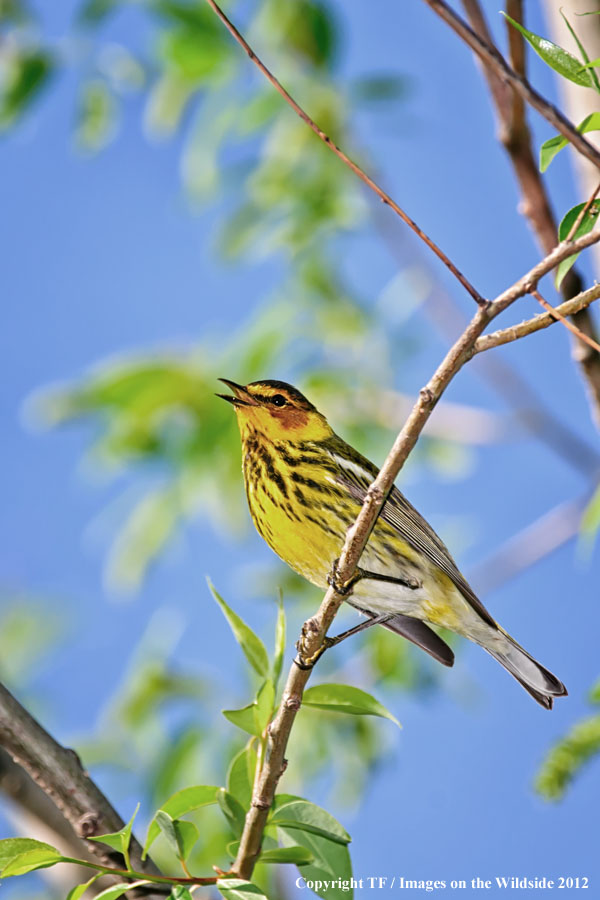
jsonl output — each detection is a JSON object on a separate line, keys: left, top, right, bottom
{"left": 533, "top": 289, "right": 600, "bottom": 355}
{"left": 474, "top": 283, "right": 600, "bottom": 353}
{"left": 202, "top": 0, "right": 486, "bottom": 307}
{"left": 423, "top": 0, "right": 600, "bottom": 172}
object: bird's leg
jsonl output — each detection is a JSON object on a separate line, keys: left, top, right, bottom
{"left": 295, "top": 613, "right": 395, "bottom": 669}
{"left": 327, "top": 557, "right": 420, "bottom": 594}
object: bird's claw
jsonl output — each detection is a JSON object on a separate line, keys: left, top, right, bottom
{"left": 327, "top": 558, "right": 360, "bottom": 596}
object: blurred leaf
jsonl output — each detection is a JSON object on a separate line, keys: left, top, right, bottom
{"left": 171, "top": 889, "right": 193, "bottom": 900}
{"left": 106, "top": 486, "right": 180, "bottom": 592}
{"left": 77, "top": 0, "right": 120, "bottom": 25}
{"left": 75, "top": 80, "right": 117, "bottom": 153}
{"left": 270, "top": 799, "right": 350, "bottom": 844}
{"left": 217, "top": 879, "right": 270, "bottom": 900}
{"left": 217, "top": 788, "right": 246, "bottom": 837}
{"left": 555, "top": 200, "right": 600, "bottom": 287}
{"left": 155, "top": 811, "right": 199, "bottom": 861}
{"left": 303, "top": 683, "right": 400, "bottom": 726}
{"left": 502, "top": 14, "right": 593, "bottom": 87}
{"left": 540, "top": 113, "right": 600, "bottom": 172}
{"left": 208, "top": 580, "right": 270, "bottom": 677}
{"left": 580, "top": 482, "right": 600, "bottom": 548}
{"left": 0, "top": 49, "right": 53, "bottom": 130}
{"left": 227, "top": 743, "right": 257, "bottom": 809}
{"left": 159, "top": 28, "right": 229, "bottom": 82}
{"left": 536, "top": 714, "right": 600, "bottom": 800}
{"left": 144, "top": 785, "right": 219, "bottom": 856}
{"left": 352, "top": 74, "right": 409, "bottom": 104}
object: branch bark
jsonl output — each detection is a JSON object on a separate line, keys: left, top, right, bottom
{"left": 0, "top": 682, "right": 165, "bottom": 898}
{"left": 473, "top": 283, "right": 600, "bottom": 353}
{"left": 454, "top": 0, "right": 600, "bottom": 429}
{"left": 423, "top": 0, "right": 600, "bottom": 171}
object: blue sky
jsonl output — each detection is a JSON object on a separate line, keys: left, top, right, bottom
{"left": 2, "top": 1, "right": 599, "bottom": 896}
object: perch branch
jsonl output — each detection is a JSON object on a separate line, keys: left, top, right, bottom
{"left": 231, "top": 230, "right": 600, "bottom": 880}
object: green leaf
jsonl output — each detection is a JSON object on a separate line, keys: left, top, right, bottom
{"left": 217, "top": 788, "right": 247, "bottom": 838}
{"left": 88, "top": 803, "right": 139, "bottom": 863}
{"left": 278, "top": 827, "right": 353, "bottom": 899}
{"left": 555, "top": 200, "right": 600, "bottom": 287}
{"left": 254, "top": 679, "right": 275, "bottom": 734}
{"left": 590, "top": 678, "right": 600, "bottom": 705}
{"left": 227, "top": 743, "right": 257, "bottom": 809}
{"left": 539, "top": 112, "right": 600, "bottom": 172}
{"left": 171, "top": 889, "right": 194, "bottom": 900}
{"left": 0, "top": 49, "right": 54, "bottom": 130}
{"left": 223, "top": 702, "right": 262, "bottom": 737}
{"left": 155, "top": 811, "right": 199, "bottom": 861}
{"left": 143, "top": 785, "right": 219, "bottom": 857}
{"left": 303, "top": 683, "right": 400, "bottom": 726}
{"left": 208, "top": 580, "right": 269, "bottom": 677}
{"left": 559, "top": 9, "right": 600, "bottom": 94}
{"left": 535, "top": 713, "right": 600, "bottom": 799}
{"left": 580, "top": 482, "right": 600, "bottom": 548}
{"left": 94, "top": 883, "right": 149, "bottom": 900}
{"left": 1, "top": 847, "right": 64, "bottom": 877}
{"left": 217, "top": 879, "right": 270, "bottom": 899}
{"left": 259, "top": 846, "right": 314, "bottom": 865}
{"left": 66, "top": 874, "right": 104, "bottom": 900}
{"left": 272, "top": 591, "right": 286, "bottom": 688}
{"left": 270, "top": 799, "right": 350, "bottom": 845}
{"left": 502, "top": 13, "right": 594, "bottom": 87}
{"left": 0, "top": 838, "right": 59, "bottom": 870}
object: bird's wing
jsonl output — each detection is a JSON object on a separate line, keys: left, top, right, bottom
{"left": 351, "top": 605, "right": 455, "bottom": 667}
{"left": 331, "top": 452, "right": 496, "bottom": 629}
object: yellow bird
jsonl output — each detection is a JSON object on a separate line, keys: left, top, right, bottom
{"left": 218, "top": 378, "right": 567, "bottom": 709}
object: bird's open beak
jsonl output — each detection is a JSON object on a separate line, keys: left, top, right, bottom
{"left": 216, "top": 378, "right": 257, "bottom": 408}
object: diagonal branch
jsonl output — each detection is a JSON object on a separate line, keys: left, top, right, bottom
{"left": 473, "top": 283, "right": 600, "bottom": 353}
{"left": 423, "top": 0, "right": 600, "bottom": 172}
{"left": 456, "top": 0, "right": 600, "bottom": 428}
{"left": 0, "top": 682, "right": 166, "bottom": 898}
{"left": 533, "top": 289, "right": 600, "bottom": 354}
{"left": 202, "top": 0, "right": 486, "bottom": 307}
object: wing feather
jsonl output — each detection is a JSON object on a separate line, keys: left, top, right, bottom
{"left": 330, "top": 448, "right": 496, "bottom": 629}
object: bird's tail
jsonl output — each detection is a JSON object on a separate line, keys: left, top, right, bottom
{"left": 483, "top": 629, "right": 567, "bottom": 709}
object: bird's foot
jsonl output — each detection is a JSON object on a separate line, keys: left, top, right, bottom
{"left": 327, "top": 558, "right": 362, "bottom": 596}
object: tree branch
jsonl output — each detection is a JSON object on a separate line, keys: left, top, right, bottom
{"left": 0, "top": 682, "right": 165, "bottom": 898}
{"left": 473, "top": 283, "right": 600, "bottom": 353}
{"left": 456, "top": 0, "right": 600, "bottom": 428}
{"left": 202, "top": 0, "right": 486, "bottom": 307}
{"left": 533, "top": 289, "right": 600, "bottom": 355}
{"left": 423, "top": 0, "right": 600, "bottom": 172}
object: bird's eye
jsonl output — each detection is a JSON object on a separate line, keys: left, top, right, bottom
{"left": 271, "top": 394, "right": 287, "bottom": 407}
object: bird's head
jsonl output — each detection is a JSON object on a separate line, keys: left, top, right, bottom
{"left": 217, "top": 379, "right": 333, "bottom": 443}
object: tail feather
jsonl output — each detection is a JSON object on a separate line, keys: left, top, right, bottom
{"left": 485, "top": 631, "right": 567, "bottom": 710}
